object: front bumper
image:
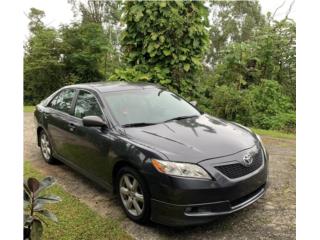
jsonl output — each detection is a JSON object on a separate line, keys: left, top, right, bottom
{"left": 150, "top": 183, "right": 267, "bottom": 226}
{"left": 143, "top": 145, "right": 269, "bottom": 226}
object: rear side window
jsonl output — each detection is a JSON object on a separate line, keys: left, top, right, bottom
{"left": 48, "top": 89, "right": 76, "bottom": 113}
{"left": 74, "top": 90, "right": 103, "bottom": 119}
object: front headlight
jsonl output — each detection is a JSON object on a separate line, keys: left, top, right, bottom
{"left": 151, "top": 159, "right": 211, "bottom": 180}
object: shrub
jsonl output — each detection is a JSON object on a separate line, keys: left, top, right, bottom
{"left": 245, "top": 79, "right": 295, "bottom": 130}
{"left": 209, "top": 85, "right": 247, "bottom": 120}
{"left": 24, "top": 176, "right": 61, "bottom": 240}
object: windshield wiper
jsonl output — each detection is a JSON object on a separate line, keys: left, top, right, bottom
{"left": 164, "top": 115, "right": 199, "bottom": 123}
{"left": 122, "top": 122, "right": 157, "bottom": 128}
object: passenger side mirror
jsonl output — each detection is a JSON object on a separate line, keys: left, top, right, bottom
{"left": 82, "top": 116, "right": 107, "bottom": 128}
{"left": 190, "top": 100, "right": 197, "bottom": 107}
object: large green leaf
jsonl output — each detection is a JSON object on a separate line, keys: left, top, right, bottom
{"left": 159, "top": 2, "right": 166, "bottom": 8}
{"left": 37, "top": 209, "right": 58, "bottom": 222}
{"left": 159, "top": 35, "right": 165, "bottom": 43}
{"left": 33, "top": 202, "right": 44, "bottom": 212}
{"left": 30, "top": 219, "right": 43, "bottom": 240}
{"left": 151, "top": 32, "right": 158, "bottom": 40}
{"left": 191, "top": 57, "right": 201, "bottom": 66}
{"left": 183, "top": 64, "right": 190, "bottom": 72}
{"left": 35, "top": 195, "right": 61, "bottom": 205}
{"left": 163, "top": 49, "right": 171, "bottom": 56}
{"left": 27, "top": 178, "right": 40, "bottom": 193}
{"left": 36, "top": 176, "right": 56, "bottom": 194}
{"left": 179, "top": 55, "right": 187, "bottom": 61}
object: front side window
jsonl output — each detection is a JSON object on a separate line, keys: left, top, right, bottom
{"left": 103, "top": 89, "right": 200, "bottom": 126}
{"left": 49, "top": 89, "right": 76, "bottom": 113}
{"left": 74, "top": 90, "right": 103, "bottom": 119}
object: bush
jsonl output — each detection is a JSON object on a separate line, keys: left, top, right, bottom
{"left": 209, "top": 85, "right": 247, "bottom": 120}
{"left": 244, "top": 79, "right": 295, "bottom": 131}
{"left": 268, "top": 112, "right": 296, "bottom": 132}
{"left": 202, "top": 80, "right": 295, "bottom": 132}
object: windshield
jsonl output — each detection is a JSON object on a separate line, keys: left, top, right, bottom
{"left": 103, "top": 89, "right": 200, "bottom": 126}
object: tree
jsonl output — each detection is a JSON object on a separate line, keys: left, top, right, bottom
{"left": 68, "top": 0, "right": 122, "bottom": 63}
{"left": 24, "top": 8, "right": 65, "bottom": 104}
{"left": 254, "top": 18, "right": 296, "bottom": 102}
{"left": 111, "top": 0, "right": 209, "bottom": 98}
{"left": 206, "top": 0, "right": 266, "bottom": 68}
{"left": 60, "top": 22, "right": 112, "bottom": 83}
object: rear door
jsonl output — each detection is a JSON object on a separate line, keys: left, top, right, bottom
{"left": 46, "top": 88, "right": 77, "bottom": 160}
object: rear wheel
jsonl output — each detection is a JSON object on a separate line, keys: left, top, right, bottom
{"left": 39, "top": 130, "right": 57, "bottom": 164}
{"left": 116, "top": 166, "right": 150, "bottom": 224}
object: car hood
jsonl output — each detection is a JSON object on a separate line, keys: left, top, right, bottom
{"left": 123, "top": 114, "right": 258, "bottom": 163}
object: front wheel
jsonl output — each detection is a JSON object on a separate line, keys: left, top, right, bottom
{"left": 39, "top": 130, "right": 57, "bottom": 164}
{"left": 117, "top": 166, "right": 150, "bottom": 224}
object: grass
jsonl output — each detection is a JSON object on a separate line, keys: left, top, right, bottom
{"left": 24, "top": 106, "right": 35, "bottom": 112}
{"left": 24, "top": 161, "right": 132, "bottom": 240}
{"left": 251, "top": 128, "right": 295, "bottom": 139}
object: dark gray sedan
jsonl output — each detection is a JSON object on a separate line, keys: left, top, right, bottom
{"left": 34, "top": 82, "right": 268, "bottom": 226}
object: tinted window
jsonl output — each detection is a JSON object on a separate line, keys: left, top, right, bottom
{"left": 103, "top": 89, "right": 200, "bottom": 125}
{"left": 74, "top": 90, "right": 103, "bottom": 119}
{"left": 49, "top": 89, "right": 76, "bottom": 113}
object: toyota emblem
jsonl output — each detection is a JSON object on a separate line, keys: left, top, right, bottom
{"left": 242, "top": 153, "right": 253, "bottom": 167}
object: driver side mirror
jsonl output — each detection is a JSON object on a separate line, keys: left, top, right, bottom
{"left": 190, "top": 100, "right": 197, "bottom": 107}
{"left": 83, "top": 116, "right": 107, "bottom": 128}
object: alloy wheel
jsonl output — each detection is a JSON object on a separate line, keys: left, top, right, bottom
{"left": 119, "top": 173, "right": 145, "bottom": 217}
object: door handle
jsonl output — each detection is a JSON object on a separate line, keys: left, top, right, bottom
{"left": 68, "top": 123, "right": 76, "bottom": 132}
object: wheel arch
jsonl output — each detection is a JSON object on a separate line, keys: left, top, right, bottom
{"left": 112, "top": 160, "right": 137, "bottom": 193}
{"left": 112, "top": 160, "right": 151, "bottom": 196}
{"left": 36, "top": 126, "right": 44, "bottom": 147}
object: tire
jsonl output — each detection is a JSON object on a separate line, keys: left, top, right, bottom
{"left": 116, "top": 166, "right": 150, "bottom": 224}
{"left": 39, "top": 130, "right": 57, "bottom": 164}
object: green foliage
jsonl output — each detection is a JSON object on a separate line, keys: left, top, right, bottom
{"left": 254, "top": 19, "right": 296, "bottom": 102}
{"left": 24, "top": 27, "right": 65, "bottom": 104}
{"left": 213, "top": 42, "right": 260, "bottom": 89}
{"left": 24, "top": 176, "right": 61, "bottom": 239}
{"left": 111, "top": 0, "right": 209, "bottom": 97}
{"left": 207, "top": 0, "right": 266, "bottom": 67}
{"left": 206, "top": 80, "right": 295, "bottom": 132}
{"left": 210, "top": 85, "right": 245, "bottom": 120}
{"left": 60, "top": 22, "right": 111, "bottom": 83}
{"left": 24, "top": 7, "right": 120, "bottom": 104}
{"left": 244, "top": 80, "right": 295, "bottom": 131}
{"left": 201, "top": 17, "right": 296, "bottom": 132}
{"left": 213, "top": 18, "right": 296, "bottom": 96}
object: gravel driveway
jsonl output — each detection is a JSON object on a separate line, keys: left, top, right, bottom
{"left": 24, "top": 112, "right": 296, "bottom": 240}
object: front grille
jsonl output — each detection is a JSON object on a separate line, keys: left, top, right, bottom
{"left": 215, "top": 150, "right": 263, "bottom": 179}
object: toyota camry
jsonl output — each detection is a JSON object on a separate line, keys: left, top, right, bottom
{"left": 34, "top": 82, "right": 268, "bottom": 226}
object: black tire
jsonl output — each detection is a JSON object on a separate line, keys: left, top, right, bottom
{"left": 39, "top": 130, "right": 57, "bottom": 164}
{"left": 116, "top": 166, "right": 150, "bottom": 224}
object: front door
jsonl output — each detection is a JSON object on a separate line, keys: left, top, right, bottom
{"left": 67, "top": 90, "right": 111, "bottom": 183}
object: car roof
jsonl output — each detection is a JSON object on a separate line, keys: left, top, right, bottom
{"left": 65, "top": 81, "right": 163, "bottom": 93}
